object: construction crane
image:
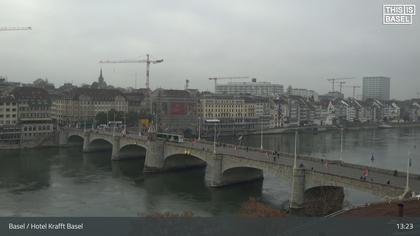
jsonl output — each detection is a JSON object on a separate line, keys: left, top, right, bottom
{"left": 0, "top": 26, "right": 32, "bottom": 31}
{"left": 208, "top": 76, "right": 249, "bottom": 92}
{"left": 344, "top": 85, "right": 361, "bottom": 98}
{"left": 99, "top": 54, "right": 163, "bottom": 90}
{"left": 338, "top": 81, "right": 346, "bottom": 93}
{"left": 326, "top": 78, "right": 354, "bottom": 92}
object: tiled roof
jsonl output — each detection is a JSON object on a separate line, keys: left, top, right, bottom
{"left": 69, "top": 88, "right": 126, "bottom": 101}
{"left": 153, "top": 89, "right": 192, "bottom": 98}
{"left": 11, "top": 87, "right": 50, "bottom": 100}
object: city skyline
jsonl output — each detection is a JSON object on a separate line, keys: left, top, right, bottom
{"left": 0, "top": 0, "right": 419, "bottom": 100}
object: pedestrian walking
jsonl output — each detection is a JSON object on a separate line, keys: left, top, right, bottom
{"left": 370, "top": 153, "right": 375, "bottom": 166}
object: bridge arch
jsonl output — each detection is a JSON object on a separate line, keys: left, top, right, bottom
{"left": 118, "top": 144, "right": 147, "bottom": 160}
{"left": 163, "top": 153, "right": 207, "bottom": 171}
{"left": 303, "top": 185, "right": 345, "bottom": 216}
{"left": 67, "top": 134, "right": 84, "bottom": 145}
{"left": 85, "top": 137, "right": 113, "bottom": 152}
{"left": 221, "top": 167, "right": 264, "bottom": 186}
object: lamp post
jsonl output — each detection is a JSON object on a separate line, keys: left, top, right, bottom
{"left": 206, "top": 119, "right": 220, "bottom": 154}
{"left": 405, "top": 146, "right": 414, "bottom": 191}
{"left": 260, "top": 120, "right": 263, "bottom": 150}
{"left": 293, "top": 130, "right": 298, "bottom": 169}
{"left": 112, "top": 112, "right": 116, "bottom": 137}
{"left": 123, "top": 112, "right": 127, "bottom": 135}
{"left": 340, "top": 128, "right": 344, "bottom": 162}
{"left": 198, "top": 117, "right": 201, "bottom": 141}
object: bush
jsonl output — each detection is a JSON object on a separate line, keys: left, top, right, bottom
{"left": 240, "top": 198, "right": 288, "bottom": 217}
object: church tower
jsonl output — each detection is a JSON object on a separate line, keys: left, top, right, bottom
{"left": 98, "top": 68, "right": 107, "bottom": 89}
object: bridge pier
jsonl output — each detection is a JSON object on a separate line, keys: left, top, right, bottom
{"left": 58, "top": 130, "right": 69, "bottom": 146}
{"left": 204, "top": 154, "right": 223, "bottom": 187}
{"left": 111, "top": 136, "right": 121, "bottom": 161}
{"left": 82, "top": 132, "right": 92, "bottom": 152}
{"left": 290, "top": 167, "right": 305, "bottom": 215}
{"left": 143, "top": 140, "right": 165, "bottom": 173}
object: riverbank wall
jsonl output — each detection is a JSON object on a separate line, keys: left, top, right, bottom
{"left": 0, "top": 132, "right": 60, "bottom": 150}
{"left": 245, "top": 122, "right": 420, "bottom": 136}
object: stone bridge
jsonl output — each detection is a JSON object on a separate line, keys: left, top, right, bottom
{"left": 59, "top": 128, "right": 420, "bottom": 213}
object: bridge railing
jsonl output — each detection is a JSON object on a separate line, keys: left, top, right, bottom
{"left": 183, "top": 138, "right": 420, "bottom": 180}
{"left": 65, "top": 129, "right": 420, "bottom": 180}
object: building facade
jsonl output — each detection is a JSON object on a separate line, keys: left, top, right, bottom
{"left": 363, "top": 76, "right": 390, "bottom": 101}
{"left": 197, "top": 94, "right": 276, "bottom": 136}
{"left": 152, "top": 89, "right": 198, "bottom": 135}
{"left": 0, "top": 95, "right": 18, "bottom": 126}
{"left": 11, "top": 87, "right": 54, "bottom": 141}
{"left": 291, "top": 88, "right": 319, "bottom": 101}
{"left": 52, "top": 88, "right": 128, "bottom": 127}
{"left": 215, "top": 79, "right": 283, "bottom": 97}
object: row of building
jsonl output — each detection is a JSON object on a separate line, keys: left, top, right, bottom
{"left": 214, "top": 76, "right": 392, "bottom": 101}
{"left": 0, "top": 72, "right": 416, "bottom": 143}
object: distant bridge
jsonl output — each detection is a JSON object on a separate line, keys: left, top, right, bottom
{"left": 59, "top": 128, "right": 420, "bottom": 212}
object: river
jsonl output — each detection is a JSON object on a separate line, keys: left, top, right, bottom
{"left": 0, "top": 127, "right": 419, "bottom": 216}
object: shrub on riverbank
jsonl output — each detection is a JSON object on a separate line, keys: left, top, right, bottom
{"left": 240, "top": 198, "right": 288, "bottom": 217}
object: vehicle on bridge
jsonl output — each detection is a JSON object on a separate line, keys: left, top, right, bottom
{"left": 157, "top": 133, "right": 184, "bottom": 143}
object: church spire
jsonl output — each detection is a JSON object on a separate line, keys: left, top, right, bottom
{"left": 98, "top": 68, "right": 104, "bottom": 82}
{"left": 97, "top": 68, "right": 107, "bottom": 89}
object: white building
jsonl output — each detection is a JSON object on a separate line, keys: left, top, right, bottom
{"left": 363, "top": 76, "right": 390, "bottom": 101}
{"left": 290, "top": 88, "right": 319, "bottom": 101}
{"left": 0, "top": 95, "right": 18, "bottom": 126}
{"left": 383, "top": 101, "right": 400, "bottom": 122}
{"left": 215, "top": 78, "right": 283, "bottom": 97}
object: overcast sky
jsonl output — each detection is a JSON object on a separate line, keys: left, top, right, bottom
{"left": 0, "top": 0, "right": 419, "bottom": 99}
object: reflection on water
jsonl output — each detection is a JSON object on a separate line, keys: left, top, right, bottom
{"left": 0, "top": 148, "right": 265, "bottom": 216}
{"left": 0, "top": 127, "right": 418, "bottom": 216}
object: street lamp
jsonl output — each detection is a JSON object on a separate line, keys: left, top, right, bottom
{"left": 340, "top": 128, "right": 344, "bottom": 162}
{"left": 260, "top": 120, "right": 263, "bottom": 150}
{"left": 206, "top": 119, "right": 220, "bottom": 154}
{"left": 198, "top": 117, "right": 201, "bottom": 141}
{"left": 112, "top": 112, "right": 116, "bottom": 137}
{"left": 293, "top": 129, "right": 298, "bottom": 169}
{"left": 405, "top": 146, "right": 414, "bottom": 192}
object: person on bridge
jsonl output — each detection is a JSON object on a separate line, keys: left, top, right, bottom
{"left": 370, "top": 153, "right": 375, "bottom": 166}
{"left": 362, "top": 167, "right": 369, "bottom": 181}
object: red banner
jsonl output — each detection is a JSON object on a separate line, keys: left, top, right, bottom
{"left": 170, "top": 102, "right": 187, "bottom": 115}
